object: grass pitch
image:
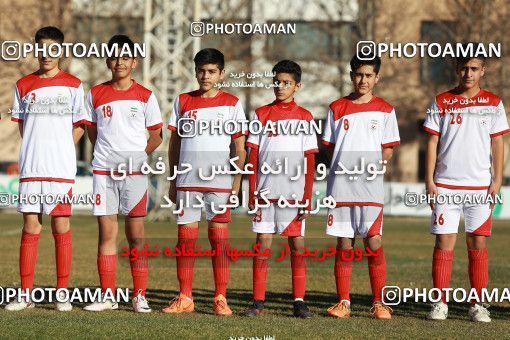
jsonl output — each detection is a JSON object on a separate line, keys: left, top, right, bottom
{"left": 0, "top": 213, "right": 509, "bottom": 339}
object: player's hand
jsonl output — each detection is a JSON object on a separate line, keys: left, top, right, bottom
{"left": 426, "top": 181, "right": 438, "bottom": 210}
{"left": 228, "top": 191, "right": 240, "bottom": 209}
{"left": 488, "top": 181, "right": 502, "bottom": 210}
{"left": 298, "top": 204, "right": 311, "bottom": 221}
{"left": 298, "top": 211, "right": 309, "bottom": 221}
{"left": 168, "top": 182, "right": 177, "bottom": 203}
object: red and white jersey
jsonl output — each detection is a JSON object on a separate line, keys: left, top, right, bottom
{"left": 322, "top": 96, "right": 400, "bottom": 205}
{"left": 86, "top": 80, "right": 163, "bottom": 171}
{"left": 246, "top": 100, "right": 318, "bottom": 199}
{"left": 11, "top": 70, "right": 87, "bottom": 183}
{"left": 424, "top": 89, "right": 509, "bottom": 189}
{"left": 168, "top": 90, "right": 247, "bottom": 192}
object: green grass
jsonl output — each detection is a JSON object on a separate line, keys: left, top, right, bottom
{"left": 0, "top": 213, "right": 509, "bottom": 339}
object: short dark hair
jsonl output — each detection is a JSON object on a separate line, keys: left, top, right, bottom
{"left": 35, "top": 26, "right": 64, "bottom": 44}
{"left": 194, "top": 48, "right": 225, "bottom": 70}
{"left": 107, "top": 35, "right": 135, "bottom": 57}
{"left": 272, "top": 60, "right": 302, "bottom": 83}
{"left": 456, "top": 42, "right": 486, "bottom": 66}
{"left": 350, "top": 55, "right": 381, "bottom": 74}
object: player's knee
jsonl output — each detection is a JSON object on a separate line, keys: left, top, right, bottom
{"left": 51, "top": 216, "right": 70, "bottom": 233}
{"left": 435, "top": 233, "right": 456, "bottom": 250}
{"left": 365, "top": 235, "right": 382, "bottom": 251}
{"left": 127, "top": 237, "right": 144, "bottom": 250}
{"left": 22, "top": 223, "right": 42, "bottom": 234}
{"left": 466, "top": 233, "right": 487, "bottom": 249}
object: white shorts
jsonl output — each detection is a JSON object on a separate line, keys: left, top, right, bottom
{"left": 430, "top": 187, "right": 492, "bottom": 236}
{"left": 251, "top": 203, "right": 305, "bottom": 237}
{"left": 175, "top": 190, "right": 231, "bottom": 225}
{"left": 325, "top": 205, "right": 383, "bottom": 238}
{"left": 18, "top": 180, "right": 73, "bottom": 216}
{"left": 92, "top": 173, "right": 148, "bottom": 217}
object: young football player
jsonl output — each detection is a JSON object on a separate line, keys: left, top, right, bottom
{"left": 163, "top": 48, "right": 247, "bottom": 316}
{"left": 424, "top": 46, "right": 509, "bottom": 322}
{"left": 243, "top": 60, "right": 317, "bottom": 318}
{"left": 83, "top": 35, "right": 163, "bottom": 312}
{"left": 5, "top": 26, "right": 87, "bottom": 312}
{"left": 322, "top": 55, "right": 399, "bottom": 319}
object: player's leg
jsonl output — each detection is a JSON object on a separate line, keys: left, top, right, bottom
{"left": 162, "top": 191, "right": 200, "bottom": 314}
{"left": 427, "top": 187, "right": 460, "bottom": 320}
{"left": 5, "top": 213, "right": 41, "bottom": 311}
{"left": 206, "top": 191, "right": 232, "bottom": 316}
{"left": 244, "top": 232, "right": 273, "bottom": 316}
{"left": 120, "top": 175, "right": 151, "bottom": 312}
{"left": 364, "top": 234, "right": 391, "bottom": 320}
{"left": 360, "top": 206, "right": 392, "bottom": 320}
{"left": 244, "top": 204, "right": 275, "bottom": 316}
{"left": 51, "top": 216, "right": 72, "bottom": 311}
{"left": 21, "top": 213, "right": 42, "bottom": 291}
{"left": 325, "top": 206, "right": 354, "bottom": 318}
{"left": 125, "top": 216, "right": 151, "bottom": 312}
{"left": 84, "top": 173, "right": 120, "bottom": 312}
{"left": 465, "top": 192, "right": 492, "bottom": 322}
{"left": 329, "top": 236, "right": 354, "bottom": 318}
{"left": 83, "top": 215, "right": 119, "bottom": 312}
{"left": 288, "top": 235, "right": 313, "bottom": 318}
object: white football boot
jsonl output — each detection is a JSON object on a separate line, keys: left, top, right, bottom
{"left": 132, "top": 290, "right": 151, "bottom": 313}
{"left": 427, "top": 301, "right": 448, "bottom": 320}
{"left": 469, "top": 303, "right": 491, "bottom": 323}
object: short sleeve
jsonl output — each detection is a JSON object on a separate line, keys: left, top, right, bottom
{"left": 231, "top": 100, "right": 248, "bottom": 139}
{"left": 145, "top": 93, "right": 163, "bottom": 130}
{"left": 85, "top": 90, "right": 97, "bottom": 125}
{"left": 321, "top": 108, "right": 336, "bottom": 147}
{"left": 423, "top": 98, "right": 441, "bottom": 136}
{"left": 381, "top": 109, "right": 400, "bottom": 147}
{"left": 72, "top": 83, "right": 89, "bottom": 126}
{"left": 11, "top": 85, "right": 24, "bottom": 122}
{"left": 490, "top": 101, "right": 510, "bottom": 138}
{"left": 168, "top": 95, "right": 179, "bottom": 131}
{"left": 303, "top": 118, "right": 319, "bottom": 154}
{"left": 246, "top": 111, "right": 260, "bottom": 149}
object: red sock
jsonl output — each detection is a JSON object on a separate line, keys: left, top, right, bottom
{"left": 130, "top": 252, "right": 148, "bottom": 297}
{"left": 20, "top": 231, "right": 40, "bottom": 291}
{"left": 97, "top": 254, "right": 116, "bottom": 294}
{"left": 432, "top": 248, "right": 454, "bottom": 303}
{"left": 253, "top": 258, "right": 268, "bottom": 301}
{"left": 208, "top": 227, "right": 230, "bottom": 297}
{"left": 468, "top": 248, "right": 488, "bottom": 304}
{"left": 291, "top": 253, "right": 306, "bottom": 299}
{"left": 177, "top": 227, "right": 198, "bottom": 298}
{"left": 53, "top": 230, "right": 72, "bottom": 289}
{"left": 335, "top": 249, "right": 353, "bottom": 302}
{"left": 368, "top": 247, "right": 386, "bottom": 303}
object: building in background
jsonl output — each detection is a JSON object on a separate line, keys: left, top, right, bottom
{"left": 1, "top": 0, "right": 509, "bottom": 186}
